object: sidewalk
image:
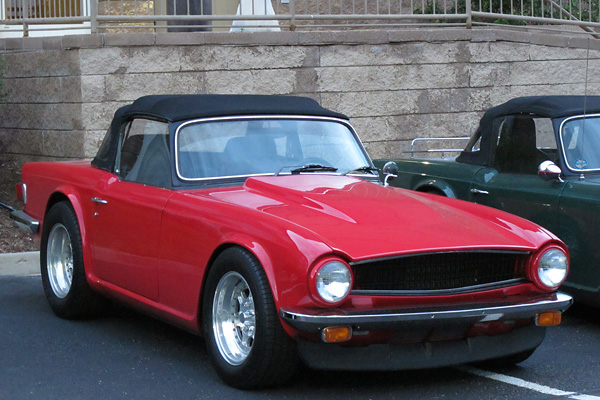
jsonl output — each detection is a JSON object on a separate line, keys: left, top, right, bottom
{"left": 0, "top": 252, "right": 40, "bottom": 276}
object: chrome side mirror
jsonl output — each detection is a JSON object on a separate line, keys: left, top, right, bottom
{"left": 538, "top": 160, "right": 563, "bottom": 182}
{"left": 382, "top": 161, "right": 399, "bottom": 187}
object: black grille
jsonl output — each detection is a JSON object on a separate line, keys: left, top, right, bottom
{"left": 352, "top": 251, "right": 528, "bottom": 293}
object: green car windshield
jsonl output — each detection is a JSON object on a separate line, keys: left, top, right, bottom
{"left": 561, "top": 115, "right": 600, "bottom": 172}
{"left": 175, "top": 117, "right": 373, "bottom": 181}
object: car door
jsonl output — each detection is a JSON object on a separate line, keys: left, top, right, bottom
{"left": 90, "top": 118, "right": 173, "bottom": 301}
{"left": 556, "top": 180, "right": 600, "bottom": 294}
{"left": 468, "top": 115, "right": 567, "bottom": 235}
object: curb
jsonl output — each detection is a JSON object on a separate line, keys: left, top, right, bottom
{"left": 0, "top": 251, "right": 40, "bottom": 276}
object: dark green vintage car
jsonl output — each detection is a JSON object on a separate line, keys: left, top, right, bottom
{"left": 375, "top": 96, "right": 600, "bottom": 306}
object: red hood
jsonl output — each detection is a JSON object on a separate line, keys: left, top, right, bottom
{"left": 200, "top": 175, "right": 553, "bottom": 261}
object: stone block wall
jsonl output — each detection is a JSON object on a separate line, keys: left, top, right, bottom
{"left": 1, "top": 27, "right": 599, "bottom": 199}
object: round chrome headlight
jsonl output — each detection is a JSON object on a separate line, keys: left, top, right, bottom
{"left": 315, "top": 261, "right": 352, "bottom": 304}
{"left": 537, "top": 248, "right": 568, "bottom": 288}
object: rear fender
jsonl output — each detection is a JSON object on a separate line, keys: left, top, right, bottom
{"left": 45, "top": 186, "right": 95, "bottom": 281}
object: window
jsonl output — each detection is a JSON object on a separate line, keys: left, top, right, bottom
{"left": 493, "top": 115, "right": 556, "bottom": 174}
{"left": 176, "top": 118, "right": 370, "bottom": 180}
{"left": 561, "top": 115, "right": 600, "bottom": 172}
{"left": 117, "top": 119, "right": 171, "bottom": 187}
{"left": 534, "top": 117, "right": 558, "bottom": 162}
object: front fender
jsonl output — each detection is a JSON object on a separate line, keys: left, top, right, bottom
{"left": 211, "top": 231, "right": 332, "bottom": 338}
{"left": 216, "top": 231, "right": 332, "bottom": 310}
{"left": 413, "top": 178, "right": 457, "bottom": 198}
{"left": 216, "top": 234, "right": 278, "bottom": 301}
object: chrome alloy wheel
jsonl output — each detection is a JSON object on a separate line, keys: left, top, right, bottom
{"left": 46, "top": 223, "right": 74, "bottom": 299}
{"left": 212, "top": 271, "right": 256, "bottom": 366}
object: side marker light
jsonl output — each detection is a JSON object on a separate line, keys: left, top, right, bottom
{"left": 536, "top": 311, "right": 562, "bottom": 326}
{"left": 15, "top": 183, "right": 26, "bottom": 203}
{"left": 322, "top": 326, "right": 352, "bottom": 343}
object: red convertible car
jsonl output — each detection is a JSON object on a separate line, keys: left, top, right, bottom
{"left": 11, "top": 95, "right": 572, "bottom": 389}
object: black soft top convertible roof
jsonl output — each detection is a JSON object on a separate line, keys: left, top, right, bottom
{"left": 92, "top": 95, "right": 348, "bottom": 172}
{"left": 116, "top": 94, "right": 348, "bottom": 122}
{"left": 458, "top": 96, "right": 600, "bottom": 166}
{"left": 480, "top": 96, "right": 600, "bottom": 122}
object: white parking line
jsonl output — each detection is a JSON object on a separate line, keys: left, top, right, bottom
{"left": 458, "top": 366, "right": 600, "bottom": 399}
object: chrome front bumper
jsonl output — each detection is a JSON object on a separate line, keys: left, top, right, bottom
{"left": 280, "top": 292, "right": 573, "bottom": 333}
{"left": 10, "top": 210, "right": 40, "bottom": 234}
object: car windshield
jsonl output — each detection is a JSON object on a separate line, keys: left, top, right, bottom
{"left": 560, "top": 115, "right": 600, "bottom": 172}
{"left": 175, "top": 117, "right": 373, "bottom": 180}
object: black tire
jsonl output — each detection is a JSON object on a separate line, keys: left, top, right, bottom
{"left": 203, "top": 247, "right": 297, "bottom": 389}
{"left": 40, "top": 201, "right": 107, "bottom": 319}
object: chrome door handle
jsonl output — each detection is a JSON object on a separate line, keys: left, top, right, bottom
{"left": 91, "top": 197, "right": 108, "bottom": 204}
{"left": 470, "top": 188, "right": 489, "bottom": 195}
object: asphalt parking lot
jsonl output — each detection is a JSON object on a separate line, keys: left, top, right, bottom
{"left": 1, "top": 252, "right": 600, "bottom": 400}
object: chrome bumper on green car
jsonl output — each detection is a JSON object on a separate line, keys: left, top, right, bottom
{"left": 10, "top": 210, "right": 40, "bottom": 234}
{"left": 280, "top": 292, "right": 573, "bottom": 333}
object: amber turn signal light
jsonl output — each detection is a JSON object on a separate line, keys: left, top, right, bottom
{"left": 536, "top": 311, "right": 562, "bottom": 326}
{"left": 321, "top": 326, "right": 352, "bottom": 343}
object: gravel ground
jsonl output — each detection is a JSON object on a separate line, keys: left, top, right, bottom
{"left": 0, "top": 164, "right": 37, "bottom": 254}
{"left": 0, "top": 204, "right": 37, "bottom": 253}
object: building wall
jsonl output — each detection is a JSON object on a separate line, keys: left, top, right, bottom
{"left": 0, "top": 28, "right": 599, "bottom": 193}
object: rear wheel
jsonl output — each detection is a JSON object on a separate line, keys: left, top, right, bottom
{"left": 40, "top": 201, "right": 107, "bottom": 319}
{"left": 203, "top": 247, "right": 297, "bottom": 389}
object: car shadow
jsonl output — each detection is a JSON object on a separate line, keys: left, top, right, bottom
{"left": 98, "top": 301, "right": 475, "bottom": 394}
{"left": 5, "top": 275, "right": 590, "bottom": 399}
{"left": 562, "top": 302, "right": 600, "bottom": 326}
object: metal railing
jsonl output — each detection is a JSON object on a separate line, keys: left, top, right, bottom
{"left": 1, "top": 0, "right": 599, "bottom": 37}
{"left": 407, "top": 137, "right": 471, "bottom": 159}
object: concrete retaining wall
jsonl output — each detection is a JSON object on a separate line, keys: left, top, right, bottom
{"left": 1, "top": 27, "right": 599, "bottom": 194}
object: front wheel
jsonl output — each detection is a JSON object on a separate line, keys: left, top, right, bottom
{"left": 40, "top": 201, "right": 107, "bottom": 319}
{"left": 203, "top": 247, "right": 297, "bottom": 389}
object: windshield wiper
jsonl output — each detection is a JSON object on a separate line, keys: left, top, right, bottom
{"left": 290, "top": 164, "right": 338, "bottom": 174}
{"left": 342, "top": 166, "right": 379, "bottom": 176}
